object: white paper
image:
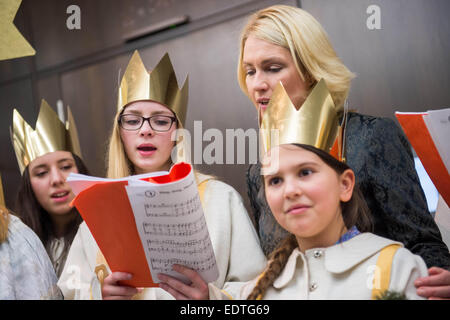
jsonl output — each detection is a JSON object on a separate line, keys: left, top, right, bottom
{"left": 125, "top": 168, "right": 219, "bottom": 285}
{"left": 67, "top": 170, "right": 168, "bottom": 196}
{"left": 423, "top": 108, "right": 450, "bottom": 174}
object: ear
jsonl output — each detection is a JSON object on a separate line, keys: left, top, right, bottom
{"left": 339, "top": 169, "right": 355, "bottom": 202}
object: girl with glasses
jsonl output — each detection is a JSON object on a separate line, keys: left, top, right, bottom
{"left": 58, "top": 51, "right": 266, "bottom": 300}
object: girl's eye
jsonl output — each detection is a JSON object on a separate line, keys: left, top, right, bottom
{"left": 268, "top": 177, "right": 282, "bottom": 186}
{"left": 299, "top": 169, "right": 313, "bottom": 177}
{"left": 154, "top": 119, "right": 169, "bottom": 126}
{"left": 61, "top": 165, "right": 73, "bottom": 171}
{"left": 35, "top": 171, "right": 47, "bottom": 177}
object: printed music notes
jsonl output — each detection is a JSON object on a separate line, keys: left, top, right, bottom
{"left": 67, "top": 162, "right": 219, "bottom": 287}
{"left": 127, "top": 166, "right": 219, "bottom": 285}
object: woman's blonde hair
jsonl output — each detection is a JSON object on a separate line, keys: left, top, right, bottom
{"left": 0, "top": 205, "right": 10, "bottom": 243}
{"left": 238, "top": 5, "right": 355, "bottom": 109}
{"left": 106, "top": 111, "right": 134, "bottom": 178}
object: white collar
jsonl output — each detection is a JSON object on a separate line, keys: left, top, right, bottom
{"left": 273, "top": 233, "right": 402, "bottom": 288}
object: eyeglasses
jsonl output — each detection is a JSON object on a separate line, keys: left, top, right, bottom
{"left": 118, "top": 114, "right": 177, "bottom": 131}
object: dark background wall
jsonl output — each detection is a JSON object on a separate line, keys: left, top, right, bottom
{"left": 1, "top": 0, "right": 449, "bottom": 216}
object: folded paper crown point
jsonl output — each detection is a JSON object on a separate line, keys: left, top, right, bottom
{"left": 259, "top": 78, "right": 346, "bottom": 161}
{"left": 11, "top": 99, "right": 83, "bottom": 174}
{"left": 117, "top": 50, "right": 189, "bottom": 127}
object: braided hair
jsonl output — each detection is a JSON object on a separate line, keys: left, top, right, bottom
{"left": 247, "top": 144, "right": 372, "bottom": 299}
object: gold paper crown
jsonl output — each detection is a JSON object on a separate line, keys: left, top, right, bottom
{"left": 260, "top": 79, "right": 346, "bottom": 161}
{"left": 11, "top": 99, "right": 82, "bottom": 173}
{"left": 117, "top": 50, "right": 188, "bottom": 127}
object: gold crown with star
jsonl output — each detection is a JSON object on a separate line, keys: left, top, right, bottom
{"left": 11, "top": 99, "right": 82, "bottom": 173}
{"left": 259, "top": 78, "right": 347, "bottom": 161}
{"left": 117, "top": 50, "right": 188, "bottom": 127}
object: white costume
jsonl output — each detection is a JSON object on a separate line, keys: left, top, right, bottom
{"left": 210, "top": 233, "right": 428, "bottom": 300}
{"left": 0, "top": 215, "right": 62, "bottom": 300}
{"left": 58, "top": 173, "right": 267, "bottom": 299}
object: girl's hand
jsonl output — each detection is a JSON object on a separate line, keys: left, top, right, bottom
{"left": 158, "top": 264, "right": 209, "bottom": 300}
{"left": 102, "top": 272, "right": 142, "bottom": 300}
{"left": 415, "top": 267, "right": 450, "bottom": 300}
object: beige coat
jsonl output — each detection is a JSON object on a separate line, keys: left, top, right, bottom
{"left": 210, "top": 233, "right": 428, "bottom": 300}
{"left": 58, "top": 173, "right": 267, "bottom": 299}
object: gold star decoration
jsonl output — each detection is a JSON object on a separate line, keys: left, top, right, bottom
{"left": 0, "top": 0, "right": 35, "bottom": 61}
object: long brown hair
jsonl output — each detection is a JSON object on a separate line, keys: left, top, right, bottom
{"left": 247, "top": 144, "right": 372, "bottom": 299}
{"left": 14, "top": 153, "right": 89, "bottom": 274}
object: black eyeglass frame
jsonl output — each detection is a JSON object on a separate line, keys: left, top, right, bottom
{"left": 118, "top": 114, "right": 177, "bottom": 132}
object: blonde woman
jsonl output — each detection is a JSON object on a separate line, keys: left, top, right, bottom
{"left": 238, "top": 5, "right": 450, "bottom": 299}
{"left": 58, "top": 51, "right": 266, "bottom": 299}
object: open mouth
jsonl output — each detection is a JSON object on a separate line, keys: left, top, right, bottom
{"left": 51, "top": 191, "right": 69, "bottom": 199}
{"left": 258, "top": 99, "right": 270, "bottom": 109}
{"left": 137, "top": 146, "right": 157, "bottom": 152}
{"left": 137, "top": 144, "right": 157, "bottom": 156}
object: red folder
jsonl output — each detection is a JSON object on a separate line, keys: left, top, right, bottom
{"left": 71, "top": 162, "right": 192, "bottom": 287}
{"left": 395, "top": 113, "right": 450, "bottom": 206}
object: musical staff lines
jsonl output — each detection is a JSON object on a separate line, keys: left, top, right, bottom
{"left": 149, "top": 253, "right": 216, "bottom": 274}
{"left": 142, "top": 215, "right": 206, "bottom": 236}
{"left": 144, "top": 195, "right": 202, "bottom": 217}
{"left": 146, "top": 234, "right": 212, "bottom": 255}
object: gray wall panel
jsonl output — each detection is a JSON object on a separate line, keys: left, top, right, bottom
{"left": 0, "top": 80, "right": 35, "bottom": 209}
{"left": 301, "top": 0, "right": 450, "bottom": 118}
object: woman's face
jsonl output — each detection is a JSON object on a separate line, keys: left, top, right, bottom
{"left": 263, "top": 145, "right": 353, "bottom": 249}
{"left": 242, "top": 36, "right": 310, "bottom": 112}
{"left": 29, "top": 151, "right": 78, "bottom": 216}
{"left": 120, "top": 101, "right": 177, "bottom": 174}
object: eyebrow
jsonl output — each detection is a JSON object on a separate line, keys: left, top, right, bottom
{"left": 124, "top": 109, "right": 173, "bottom": 116}
{"left": 31, "top": 158, "right": 75, "bottom": 171}
{"left": 243, "top": 57, "right": 286, "bottom": 67}
{"left": 262, "top": 161, "right": 318, "bottom": 177}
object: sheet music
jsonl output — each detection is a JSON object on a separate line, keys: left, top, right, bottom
{"left": 126, "top": 169, "right": 219, "bottom": 285}
{"left": 67, "top": 170, "right": 168, "bottom": 196}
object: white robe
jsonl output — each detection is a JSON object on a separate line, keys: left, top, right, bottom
{"left": 210, "top": 233, "right": 428, "bottom": 300}
{"left": 57, "top": 173, "right": 267, "bottom": 299}
{"left": 0, "top": 215, "right": 62, "bottom": 299}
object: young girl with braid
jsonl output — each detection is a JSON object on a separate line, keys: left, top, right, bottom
{"left": 161, "top": 142, "right": 429, "bottom": 299}
{"left": 158, "top": 80, "right": 429, "bottom": 300}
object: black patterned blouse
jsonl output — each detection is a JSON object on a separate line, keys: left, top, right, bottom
{"left": 246, "top": 112, "right": 450, "bottom": 269}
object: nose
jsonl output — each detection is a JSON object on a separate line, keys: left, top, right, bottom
{"left": 49, "top": 167, "right": 65, "bottom": 187}
{"left": 283, "top": 177, "right": 301, "bottom": 200}
{"left": 250, "top": 71, "right": 269, "bottom": 93}
{"left": 139, "top": 118, "right": 155, "bottom": 136}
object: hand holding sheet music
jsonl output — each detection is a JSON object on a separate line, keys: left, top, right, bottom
{"left": 67, "top": 162, "right": 219, "bottom": 287}
{"left": 126, "top": 169, "right": 218, "bottom": 285}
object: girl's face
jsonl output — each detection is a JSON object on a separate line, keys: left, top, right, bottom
{"left": 263, "top": 145, "right": 354, "bottom": 250}
{"left": 29, "top": 151, "right": 78, "bottom": 216}
{"left": 120, "top": 101, "right": 177, "bottom": 174}
{"left": 242, "top": 36, "right": 310, "bottom": 112}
